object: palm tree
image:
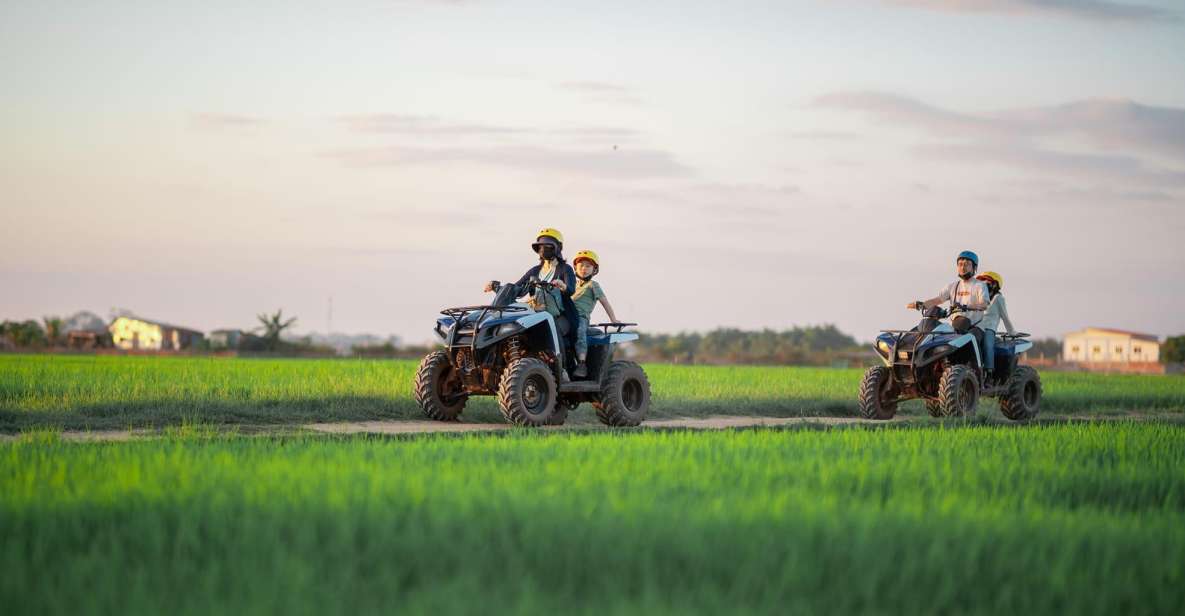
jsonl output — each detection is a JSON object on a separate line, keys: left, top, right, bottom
{"left": 256, "top": 309, "right": 297, "bottom": 351}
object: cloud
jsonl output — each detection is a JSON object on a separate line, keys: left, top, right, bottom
{"left": 323, "top": 145, "right": 693, "bottom": 179}
{"left": 337, "top": 114, "right": 642, "bottom": 144}
{"left": 814, "top": 90, "right": 1185, "bottom": 194}
{"left": 189, "top": 113, "right": 266, "bottom": 131}
{"left": 876, "top": 0, "right": 1181, "bottom": 23}
{"left": 784, "top": 130, "right": 861, "bottom": 141}
{"left": 557, "top": 81, "right": 644, "bottom": 106}
{"left": 913, "top": 142, "right": 1185, "bottom": 187}
{"left": 338, "top": 114, "right": 531, "bottom": 137}
{"left": 814, "top": 91, "right": 1185, "bottom": 161}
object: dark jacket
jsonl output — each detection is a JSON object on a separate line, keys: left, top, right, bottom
{"left": 514, "top": 260, "right": 578, "bottom": 350}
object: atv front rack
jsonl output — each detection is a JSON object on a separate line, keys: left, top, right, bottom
{"left": 593, "top": 322, "right": 637, "bottom": 332}
{"left": 440, "top": 305, "right": 528, "bottom": 320}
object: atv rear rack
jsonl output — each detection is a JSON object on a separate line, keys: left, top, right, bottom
{"left": 593, "top": 322, "right": 637, "bottom": 333}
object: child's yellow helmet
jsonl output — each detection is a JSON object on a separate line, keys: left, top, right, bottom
{"left": 573, "top": 250, "right": 599, "bottom": 267}
{"left": 976, "top": 271, "right": 1003, "bottom": 289}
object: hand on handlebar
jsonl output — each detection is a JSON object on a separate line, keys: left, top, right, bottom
{"left": 907, "top": 301, "right": 924, "bottom": 310}
{"left": 550, "top": 279, "right": 567, "bottom": 292}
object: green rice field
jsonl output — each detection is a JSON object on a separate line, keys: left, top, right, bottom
{"left": 3, "top": 423, "right": 1183, "bottom": 614}
{"left": 2, "top": 354, "right": 1184, "bottom": 431}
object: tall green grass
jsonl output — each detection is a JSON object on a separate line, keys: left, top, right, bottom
{"left": 2, "top": 423, "right": 1183, "bottom": 614}
{"left": 1, "top": 354, "right": 1183, "bottom": 431}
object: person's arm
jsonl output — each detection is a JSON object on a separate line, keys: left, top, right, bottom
{"left": 599, "top": 296, "right": 619, "bottom": 323}
{"left": 999, "top": 296, "right": 1016, "bottom": 334}
{"left": 511, "top": 268, "right": 536, "bottom": 299}
{"left": 553, "top": 265, "right": 575, "bottom": 296}
{"left": 909, "top": 289, "right": 946, "bottom": 310}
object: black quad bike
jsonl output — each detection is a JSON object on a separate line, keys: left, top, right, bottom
{"left": 858, "top": 304, "right": 1042, "bottom": 421}
{"left": 414, "top": 279, "right": 651, "bottom": 427}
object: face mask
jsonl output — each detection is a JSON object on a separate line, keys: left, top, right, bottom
{"left": 539, "top": 245, "right": 556, "bottom": 260}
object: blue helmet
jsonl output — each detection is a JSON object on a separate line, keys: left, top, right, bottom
{"left": 957, "top": 250, "right": 979, "bottom": 268}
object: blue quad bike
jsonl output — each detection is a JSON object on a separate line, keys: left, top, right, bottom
{"left": 414, "top": 279, "right": 651, "bottom": 427}
{"left": 859, "top": 304, "right": 1043, "bottom": 420}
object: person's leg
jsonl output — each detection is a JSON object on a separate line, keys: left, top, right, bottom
{"left": 983, "top": 329, "right": 996, "bottom": 380}
{"left": 573, "top": 315, "right": 590, "bottom": 377}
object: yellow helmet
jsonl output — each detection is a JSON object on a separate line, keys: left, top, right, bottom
{"left": 976, "top": 271, "right": 1003, "bottom": 288}
{"left": 573, "top": 249, "right": 599, "bottom": 267}
{"left": 534, "top": 228, "right": 564, "bottom": 245}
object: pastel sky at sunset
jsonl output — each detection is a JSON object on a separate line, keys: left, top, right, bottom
{"left": 2, "top": 0, "right": 1183, "bottom": 343}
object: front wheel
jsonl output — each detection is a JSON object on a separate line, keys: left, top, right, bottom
{"left": 999, "top": 365, "right": 1042, "bottom": 421}
{"left": 594, "top": 361, "right": 650, "bottom": 427}
{"left": 858, "top": 366, "right": 898, "bottom": 420}
{"left": 498, "top": 357, "right": 560, "bottom": 426}
{"left": 414, "top": 351, "right": 467, "bottom": 421}
{"left": 937, "top": 364, "right": 979, "bottom": 418}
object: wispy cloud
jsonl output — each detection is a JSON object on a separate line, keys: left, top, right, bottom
{"left": 814, "top": 90, "right": 1185, "bottom": 193}
{"left": 189, "top": 113, "right": 266, "bottom": 131}
{"left": 337, "top": 114, "right": 641, "bottom": 144}
{"left": 875, "top": 0, "right": 1181, "bottom": 23}
{"left": 557, "top": 81, "right": 644, "bottom": 106}
{"left": 814, "top": 91, "right": 1185, "bottom": 161}
{"left": 323, "top": 145, "right": 693, "bottom": 179}
{"left": 338, "top": 114, "right": 531, "bottom": 137}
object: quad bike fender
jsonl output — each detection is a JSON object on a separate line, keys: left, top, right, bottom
{"left": 914, "top": 333, "right": 982, "bottom": 370}
{"left": 588, "top": 332, "right": 638, "bottom": 345}
{"left": 498, "top": 310, "right": 562, "bottom": 357}
{"left": 1011, "top": 339, "right": 1033, "bottom": 353}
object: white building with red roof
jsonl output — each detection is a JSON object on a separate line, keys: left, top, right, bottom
{"left": 1063, "top": 328, "right": 1160, "bottom": 364}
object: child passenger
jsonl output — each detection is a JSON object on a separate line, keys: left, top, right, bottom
{"left": 571, "top": 250, "right": 620, "bottom": 378}
{"left": 975, "top": 271, "right": 1015, "bottom": 381}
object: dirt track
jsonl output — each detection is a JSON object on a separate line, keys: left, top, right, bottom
{"left": 1, "top": 415, "right": 905, "bottom": 442}
{"left": 304, "top": 415, "right": 901, "bottom": 435}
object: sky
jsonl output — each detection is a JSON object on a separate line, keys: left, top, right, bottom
{"left": 2, "top": 0, "right": 1183, "bottom": 344}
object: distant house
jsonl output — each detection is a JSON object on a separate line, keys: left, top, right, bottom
{"left": 109, "top": 317, "right": 204, "bottom": 351}
{"left": 208, "top": 329, "right": 264, "bottom": 351}
{"left": 1063, "top": 328, "right": 1160, "bottom": 364}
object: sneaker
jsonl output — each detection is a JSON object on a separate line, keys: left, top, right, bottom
{"left": 572, "top": 363, "right": 588, "bottom": 379}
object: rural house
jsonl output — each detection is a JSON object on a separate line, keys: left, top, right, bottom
{"left": 109, "top": 316, "right": 204, "bottom": 351}
{"left": 1062, "top": 328, "right": 1160, "bottom": 364}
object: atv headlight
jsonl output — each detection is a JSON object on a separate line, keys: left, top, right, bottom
{"left": 497, "top": 323, "right": 522, "bottom": 336}
{"left": 877, "top": 340, "right": 891, "bottom": 355}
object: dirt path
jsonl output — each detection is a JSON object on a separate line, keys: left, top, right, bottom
{"left": 307, "top": 415, "right": 900, "bottom": 434}
{"left": 1, "top": 415, "right": 903, "bottom": 442}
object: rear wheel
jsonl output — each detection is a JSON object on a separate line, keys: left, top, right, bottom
{"left": 858, "top": 366, "right": 898, "bottom": 420}
{"left": 999, "top": 365, "right": 1042, "bottom": 421}
{"left": 595, "top": 361, "right": 650, "bottom": 427}
{"left": 498, "top": 357, "right": 560, "bottom": 426}
{"left": 414, "top": 351, "right": 467, "bottom": 421}
{"left": 937, "top": 364, "right": 979, "bottom": 418}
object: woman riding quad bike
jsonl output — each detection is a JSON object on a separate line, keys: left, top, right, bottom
{"left": 414, "top": 228, "right": 650, "bottom": 427}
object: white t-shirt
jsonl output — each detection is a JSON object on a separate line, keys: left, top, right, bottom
{"left": 937, "top": 279, "right": 989, "bottom": 325}
{"left": 979, "top": 294, "right": 1015, "bottom": 334}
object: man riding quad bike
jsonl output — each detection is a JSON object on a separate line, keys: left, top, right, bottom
{"left": 413, "top": 229, "right": 650, "bottom": 427}
{"left": 859, "top": 251, "right": 1043, "bottom": 421}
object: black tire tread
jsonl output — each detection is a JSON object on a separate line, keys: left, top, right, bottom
{"left": 999, "top": 365, "right": 1042, "bottom": 421}
{"left": 595, "top": 361, "right": 650, "bottom": 427}
{"left": 937, "top": 364, "right": 979, "bottom": 417}
{"left": 858, "top": 366, "right": 898, "bottom": 420}
{"left": 497, "top": 357, "right": 557, "bottom": 427}
{"left": 414, "top": 350, "right": 466, "bottom": 421}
